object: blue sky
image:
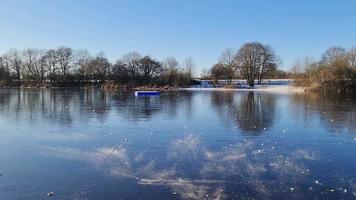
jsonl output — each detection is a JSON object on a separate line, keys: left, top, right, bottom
{"left": 1, "top": 0, "right": 356, "bottom": 74}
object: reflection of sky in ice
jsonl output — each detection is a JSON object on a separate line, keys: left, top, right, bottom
{"left": 42, "top": 134, "right": 355, "bottom": 199}
{"left": 1, "top": 89, "right": 356, "bottom": 199}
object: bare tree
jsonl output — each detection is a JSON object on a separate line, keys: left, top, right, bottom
{"left": 219, "top": 48, "right": 237, "bottom": 84}
{"left": 210, "top": 63, "right": 228, "bottom": 85}
{"left": 38, "top": 52, "right": 48, "bottom": 83}
{"left": 163, "top": 57, "right": 179, "bottom": 72}
{"left": 257, "top": 45, "right": 278, "bottom": 84}
{"left": 121, "top": 52, "right": 142, "bottom": 81}
{"left": 3, "top": 49, "right": 22, "bottom": 80}
{"left": 321, "top": 47, "right": 350, "bottom": 81}
{"left": 112, "top": 60, "right": 129, "bottom": 83}
{"left": 162, "top": 57, "right": 179, "bottom": 86}
{"left": 21, "top": 49, "right": 43, "bottom": 82}
{"left": 56, "top": 46, "right": 73, "bottom": 83}
{"left": 139, "top": 56, "right": 163, "bottom": 84}
{"left": 235, "top": 42, "right": 278, "bottom": 86}
{"left": 0, "top": 57, "right": 9, "bottom": 77}
{"left": 0, "top": 57, "right": 3, "bottom": 69}
{"left": 348, "top": 48, "right": 356, "bottom": 67}
{"left": 74, "top": 49, "right": 92, "bottom": 82}
{"left": 0, "top": 56, "right": 11, "bottom": 82}
{"left": 86, "top": 52, "right": 111, "bottom": 83}
{"left": 235, "top": 42, "right": 263, "bottom": 87}
{"left": 183, "top": 57, "right": 195, "bottom": 81}
{"left": 43, "top": 49, "right": 59, "bottom": 83}
{"left": 321, "top": 47, "right": 346, "bottom": 65}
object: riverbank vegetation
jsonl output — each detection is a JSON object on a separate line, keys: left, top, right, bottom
{"left": 3, "top": 43, "right": 354, "bottom": 92}
{"left": 291, "top": 47, "right": 356, "bottom": 93}
{"left": 0, "top": 47, "right": 194, "bottom": 88}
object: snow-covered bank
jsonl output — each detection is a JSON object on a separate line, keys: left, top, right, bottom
{"left": 180, "top": 85, "right": 306, "bottom": 93}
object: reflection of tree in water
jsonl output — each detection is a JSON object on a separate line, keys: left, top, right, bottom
{"left": 0, "top": 89, "right": 73, "bottom": 124}
{"left": 113, "top": 91, "right": 193, "bottom": 120}
{"left": 0, "top": 89, "right": 194, "bottom": 125}
{"left": 291, "top": 93, "right": 356, "bottom": 132}
{"left": 113, "top": 93, "right": 163, "bottom": 120}
{"left": 0, "top": 88, "right": 113, "bottom": 125}
{"left": 211, "top": 91, "right": 276, "bottom": 134}
{"left": 79, "top": 89, "right": 112, "bottom": 123}
{"left": 238, "top": 92, "right": 276, "bottom": 133}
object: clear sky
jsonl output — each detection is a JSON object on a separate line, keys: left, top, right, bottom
{"left": 1, "top": 0, "right": 356, "bottom": 74}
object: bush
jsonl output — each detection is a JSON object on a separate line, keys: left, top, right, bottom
{"left": 291, "top": 47, "right": 356, "bottom": 92}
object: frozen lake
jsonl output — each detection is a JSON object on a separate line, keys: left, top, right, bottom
{"left": 0, "top": 88, "right": 356, "bottom": 199}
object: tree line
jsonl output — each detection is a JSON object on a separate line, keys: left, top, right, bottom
{"left": 209, "top": 42, "right": 281, "bottom": 87}
{"left": 0, "top": 47, "right": 194, "bottom": 87}
{"left": 292, "top": 46, "right": 356, "bottom": 92}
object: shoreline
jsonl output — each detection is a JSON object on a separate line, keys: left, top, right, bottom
{"left": 0, "top": 85, "right": 307, "bottom": 93}
{"left": 180, "top": 85, "right": 307, "bottom": 93}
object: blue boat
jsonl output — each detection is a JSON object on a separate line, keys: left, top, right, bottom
{"left": 135, "top": 91, "right": 160, "bottom": 96}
